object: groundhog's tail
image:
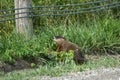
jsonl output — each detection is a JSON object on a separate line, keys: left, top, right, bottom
{"left": 73, "top": 49, "right": 87, "bottom": 64}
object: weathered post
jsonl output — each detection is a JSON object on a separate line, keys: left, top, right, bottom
{"left": 14, "top": 0, "right": 33, "bottom": 38}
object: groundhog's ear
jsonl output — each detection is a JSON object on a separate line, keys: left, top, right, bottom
{"left": 63, "top": 36, "right": 66, "bottom": 40}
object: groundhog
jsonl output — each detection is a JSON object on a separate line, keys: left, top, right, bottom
{"left": 53, "top": 36, "right": 86, "bottom": 64}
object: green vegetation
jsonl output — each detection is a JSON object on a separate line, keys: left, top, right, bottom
{"left": 0, "top": 16, "right": 119, "bottom": 63}
{"left": 0, "top": 16, "right": 120, "bottom": 63}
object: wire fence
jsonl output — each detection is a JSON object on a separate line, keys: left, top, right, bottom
{"left": 0, "top": 0, "right": 120, "bottom": 22}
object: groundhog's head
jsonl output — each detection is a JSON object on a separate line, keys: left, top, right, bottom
{"left": 53, "top": 36, "right": 66, "bottom": 44}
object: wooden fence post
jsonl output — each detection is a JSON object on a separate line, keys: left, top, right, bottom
{"left": 14, "top": 0, "right": 33, "bottom": 38}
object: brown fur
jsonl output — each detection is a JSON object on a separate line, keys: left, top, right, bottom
{"left": 53, "top": 36, "right": 86, "bottom": 64}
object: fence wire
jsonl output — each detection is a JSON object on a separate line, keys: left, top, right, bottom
{"left": 0, "top": 0, "right": 108, "bottom": 12}
{"left": 0, "top": 0, "right": 120, "bottom": 22}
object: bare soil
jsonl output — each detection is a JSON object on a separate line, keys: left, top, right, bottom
{"left": 0, "top": 58, "right": 44, "bottom": 72}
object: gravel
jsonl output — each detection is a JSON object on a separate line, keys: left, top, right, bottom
{"left": 31, "top": 68, "right": 120, "bottom": 80}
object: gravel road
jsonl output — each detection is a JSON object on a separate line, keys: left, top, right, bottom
{"left": 31, "top": 68, "right": 120, "bottom": 80}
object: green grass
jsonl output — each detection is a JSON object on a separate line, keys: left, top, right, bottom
{"left": 0, "top": 16, "right": 120, "bottom": 63}
{"left": 0, "top": 56, "right": 120, "bottom": 80}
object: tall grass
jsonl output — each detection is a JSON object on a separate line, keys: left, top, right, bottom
{"left": 1, "top": 0, "right": 119, "bottom": 34}
{"left": 0, "top": 16, "right": 120, "bottom": 63}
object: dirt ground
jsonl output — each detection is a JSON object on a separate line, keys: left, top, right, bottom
{"left": 31, "top": 68, "right": 120, "bottom": 80}
{"left": 0, "top": 58, "right": 44, "bottom": 72}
